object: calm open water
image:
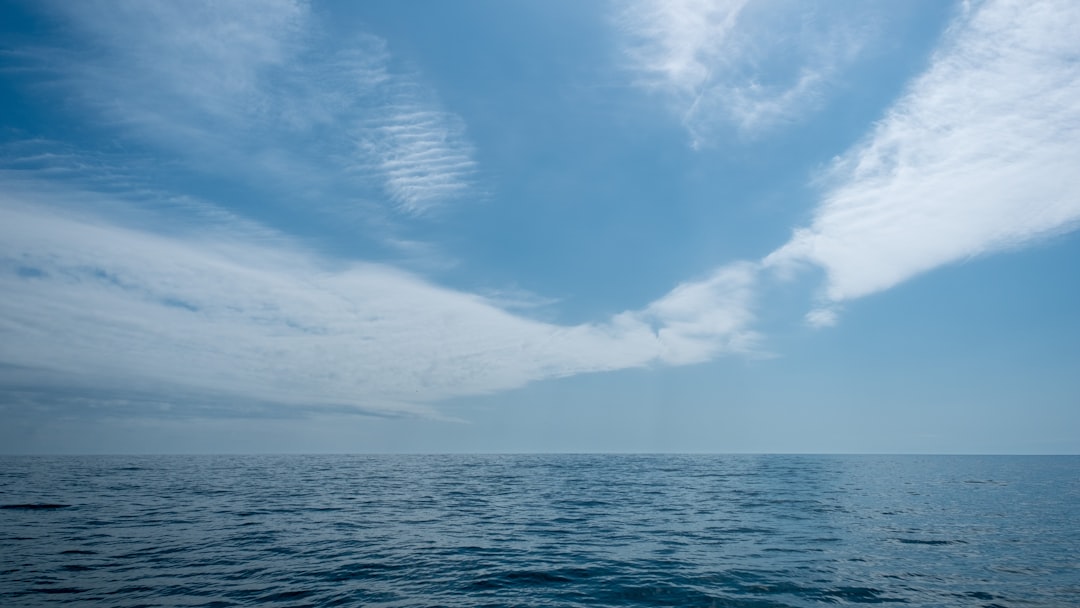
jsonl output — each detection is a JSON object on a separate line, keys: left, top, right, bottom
{"left": 1, "top": 454, "right": 1077, "bottom": 607}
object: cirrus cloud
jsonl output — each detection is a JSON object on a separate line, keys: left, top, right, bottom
{"left": 618, "top": 0, "right": 872, "bottom": 144}
{"left": 34, "top": 0, "right": 476, "bottom": 217}
{"left": 0, "top": 183, "right": 758, "bottom": 418}
{"left": 764, "top": 0, "right": 1080, "bottom": 323}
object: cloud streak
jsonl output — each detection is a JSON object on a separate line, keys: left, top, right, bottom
{"left": 0, "top": 185, "right": 757, "bottom": 417}
{"left": 765, "top": 0, "right": 1080, "bottom": 322}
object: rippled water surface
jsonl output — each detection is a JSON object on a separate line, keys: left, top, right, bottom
{"left": 1, "top": 455, "right": 1077, "bottom": 607}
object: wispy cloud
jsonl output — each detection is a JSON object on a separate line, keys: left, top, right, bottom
{"left": 637, "top": 263, "right": 760, "bottom": 364}
{"left": 353, "top": 76, "right": 478, "bottom": 215}
{"left": 35, "top": 0, "right": 476, "bottom": 217}
{"left": 765, "top": 0, "right": 1080, "bottom": 323}
{"left": 0, "top": 185, "right": 757, "bottom": 417}
{"left": 618, "top": 0, "right": 870, "bottom": 144}
{"left": 3, "top": 2, "right": 764, "bottom": 418}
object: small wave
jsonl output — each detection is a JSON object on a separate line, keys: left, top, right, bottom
{"left": 707, "top": 526, "right": 775, "bottom": 535}
{"left": 464, "top": 568, "right": 580, "bottom": 591}
{"left": 35, "top": 587, "right": 88, "bottom": 594}
{"left": 960, "top": 590, "right": 1004, "bottom": 600}
{"left": 823, "top": 586, "right": 903, "bottom": 603}
{"left": 258, "top": 589, "right": 313, "bottom": 602}
{"left": 504, "top": 570, "right": 573, "bottom": 584}
{"left": 895, "top": 538, "right": 964, "bottom": 545}
{"left": 322, "top": 561, "right": 398, "bottom": 582}
{"left": 1, "top": 503, "right": 70, "bottom": 510}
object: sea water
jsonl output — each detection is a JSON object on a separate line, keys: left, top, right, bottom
{"left": 1, "top": 454, "right": 1077, "bottom": 607}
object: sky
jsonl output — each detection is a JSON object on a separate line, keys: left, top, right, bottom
{"left": 1, "top": 0, "right": 1078, "bottom": 454}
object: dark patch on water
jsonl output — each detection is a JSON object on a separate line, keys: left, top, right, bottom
{"left": 2, "top": 503, "right": 70, "bottom": 510}
{"left": 107, "top": 584, "right": 155, "bottom": 594}
{"left": 822, "top": 586, "right": 903, "bottom": 603}
{"left": 258, "top": 588, "right": 313, "bottom": 602}
{"left": 467, "top": 569, "right": 575, "bottom": 590}
{"left": 960, "top": 590, "right": 1002, "bottom": 600}
{"left": 35, "top": 587, "right": 87, "bottom": 594}
{"left": 321, "top": 561, "right": 397, "bottom": 582}
{"left": 895, "top": 538, "right": 964, "bottom": 545}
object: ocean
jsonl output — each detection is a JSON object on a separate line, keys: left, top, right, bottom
{"left": 1, "top": 454, "right": 1077, "bottom": 607}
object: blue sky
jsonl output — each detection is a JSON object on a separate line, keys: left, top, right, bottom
{"left": 1, "top": 0, "right": 1078, "bottom": 454}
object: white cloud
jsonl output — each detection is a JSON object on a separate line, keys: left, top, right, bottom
{"left": 618, "top": 0, "right": 870, "bottom": 143}
{"left": 620, "top": 0, "right": 748, "bottom": 98}
{"left": 354, "top": 86, "right": 478, "bottom": 215}
{"left": 804, "top": 307, "right": 838, "bottom": 329}
{"left": 0, "top": 187, "right": 757, "bottom": 417}
{"left": 766, "top": 0, "right": 1080, "bottom": 306}
{"left": 638, "top": 263, "right": 760, "bottom": 364}
{"left": 38, "top": 0, "right": 475, "bottom": 216}
{"left": 49, "top": 0, "right": 306, "bottom": 114}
